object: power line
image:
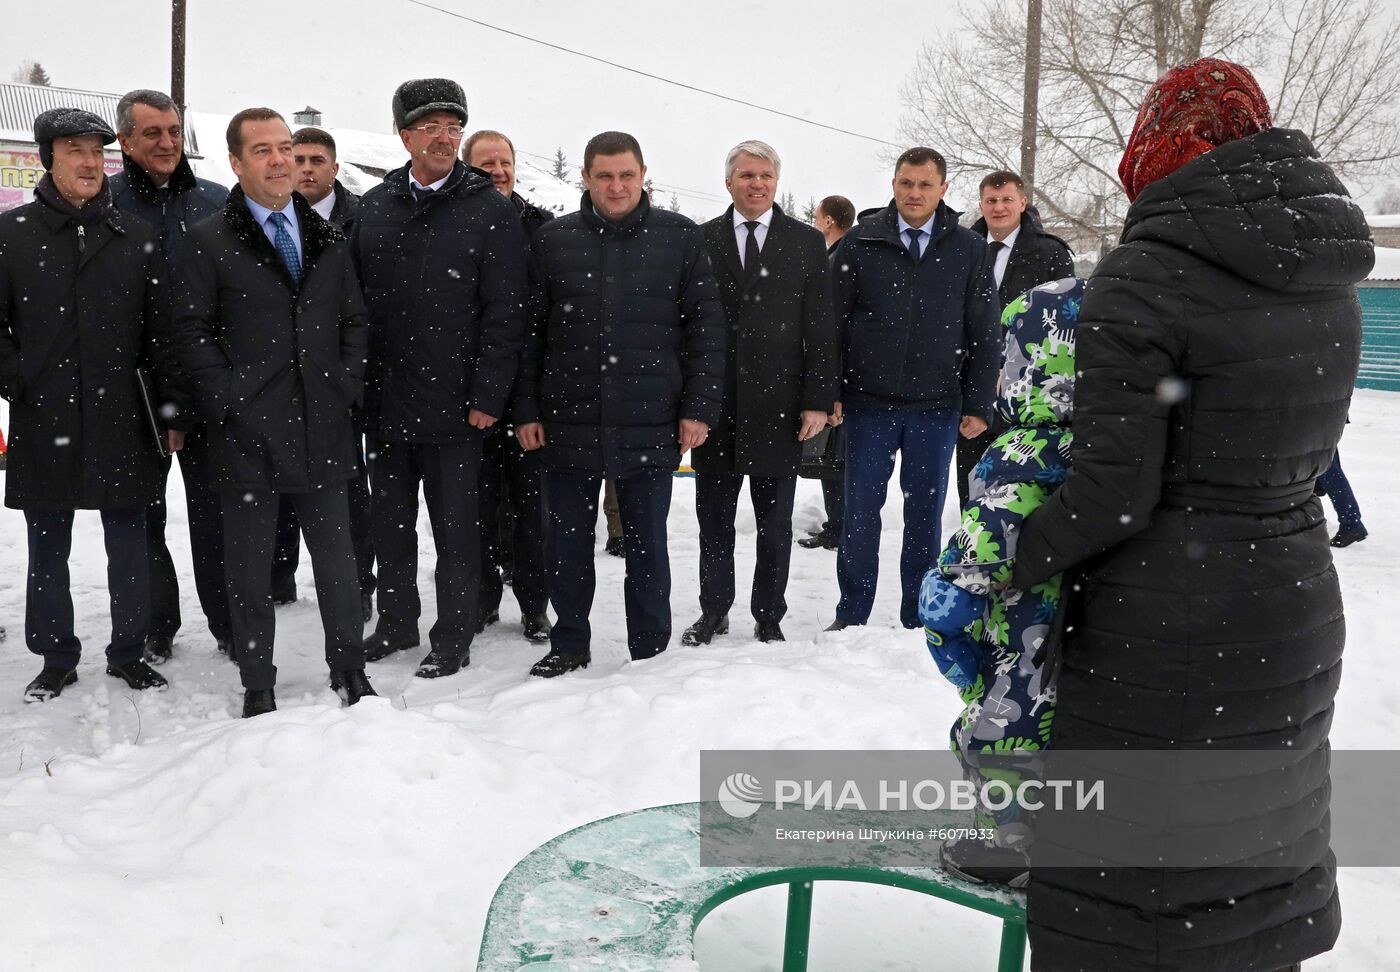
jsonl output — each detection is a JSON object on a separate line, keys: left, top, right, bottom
{"left": 403, "top": 0, "right": 899, "bottom": 148}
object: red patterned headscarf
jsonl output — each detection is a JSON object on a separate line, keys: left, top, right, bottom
{"left": 1118, "top": 57, "right": 1273, "bottom": 202}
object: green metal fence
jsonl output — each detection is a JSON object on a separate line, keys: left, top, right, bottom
{"left": 1359, "top": 284, "right": 1400, "bottom": 392}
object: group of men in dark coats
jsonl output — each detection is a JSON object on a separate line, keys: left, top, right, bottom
{"left": 0, "top": 75, "right": 1078, "bottom": 714}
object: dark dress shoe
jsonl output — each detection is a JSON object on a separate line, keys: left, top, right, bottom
{"left": 940, "top": 837, "right": 1029, "bottom": 889}
{"left": 243, "top": 689, "right": 277, "bottom": 718}
{"left": 143, "top": 633, "right": 174, "bottom": 664}
{"left": 363, "top": 629, "right": 420, "bottom": 662}
{"left": 529, "top": 651, "right": 591, "bottom": 678}
{"left": 824, "top": 618, "right": 857, "bottom": 631}
{"left": 107, "top": 660, "right": 169, "bottom": 691}
{"left": 415, "top": 648, "right": 469, "bottom": 679}
{"left": 1331, "top": 526, "right": 1367, "bottom": 548}
{"left": 24, "top": 667, "right": 77, "bottom": 703}
{"left": 754, "top": 621, "right": 785, "bottom": 642}
{"left": 334, "top": 669, "right": 377, "bottom": 705}
{"left": 475, "top": 608, "right": 500, "bottom": 634}
{"left": 681, "top": 614, "right": 729, "bottom": 646}
{"left": 522, "top": 613, "right": 553, "bottom": 644}
{"left": 215, "top": 636, "right": 238, "bottom": 662}
{"left": 797, "top": 530, "right": 838, "bottom": 550}
{"left": 604, "top": 536, "right": 625, "bottom": 557}
{"left": 361, "top": 592, "right": 374, "bottom": 624}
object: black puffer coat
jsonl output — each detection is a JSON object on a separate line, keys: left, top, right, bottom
{"left": 516, "top": 193, "right": 724, "bottom": 477}
{"left": 692, "top": 204, "right": 836, "bottom": 477}
{"left": 351, "top": 161, "right": 528, "bottom": 442}
{"left": 0, "top": 188, "right": 178, "bottom": 510}
{"left": 1012, "top": 128, "right": 1373, "bottom": 972}
{"left": 176, "top": 188, "right": 369, "bottom": 493}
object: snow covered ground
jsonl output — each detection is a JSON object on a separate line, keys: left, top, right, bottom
{"left": 0, "top": 391, "right": 1395, "bottom": 970}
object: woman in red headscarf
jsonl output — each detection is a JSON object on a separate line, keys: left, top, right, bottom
{"left": 1010, "top": 59, "right": 1373, "bottom": 971}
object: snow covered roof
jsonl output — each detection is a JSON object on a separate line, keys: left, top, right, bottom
{"left": 0, "top": 81, "right": 211, "bottom": 157}
{"left": 1369, "top": 214, "right": 1400, "bottom": 228}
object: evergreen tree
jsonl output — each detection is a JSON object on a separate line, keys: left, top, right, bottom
{"left": 643, "top": 177, "right": 656, "bottom": 202}
{"left": 11, "top": 60, "right": 51, "bottom": 86}
{"left": 801, "top": 196, "right": 817, "bottom": 223}
{"left": 668, "top": 194, "right": 682, "bottom": 213}
{"left": 551, "top": 147, "right": 569, "bottom": 181}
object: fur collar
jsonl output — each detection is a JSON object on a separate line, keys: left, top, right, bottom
{"left": 222, "top": 185, "right": 345, "bottom": 289}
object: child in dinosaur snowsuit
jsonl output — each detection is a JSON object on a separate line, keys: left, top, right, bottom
{"left": 918, "top": 276, "right": 1083, "bottom": 854}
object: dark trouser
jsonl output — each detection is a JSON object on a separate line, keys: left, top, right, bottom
{"left": 696, "top": 472, "right": 797, "bottom": 624}
{"left": 26, "top": 508, "right": 148, "bottom": 670}
{"left": 545, "top": 468, "right": 672, "bottom": 660}
{"left": 147, "top": 426, "right": 231, "bottom": 641}
{"left": 273, "top": 438, "right": 375, "bottom": 601}
{"left": 369, "top": 435, "right": 483, "bottom": 654}
{"left": 1316, "top": 449, "right": 1365, "bottom": 531}
{"left": 222, "top": 484, "right": 363, "bottom": 691}
{"left": 955, "top": 413, "right": 1004, "bottom": 507}
{"left": 819, "top": 473, "right": 844, "bottom": 538}
{"left": 837, "top": 407, "right": 959, "bottom": 628}
{"left": 479, "top": 428, "right": 549, "bottom": 617}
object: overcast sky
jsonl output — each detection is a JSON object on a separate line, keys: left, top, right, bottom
{"left": 4, "top": 0, "right": 1398, "bottom": 219}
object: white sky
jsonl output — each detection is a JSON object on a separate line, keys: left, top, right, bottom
{"left": 4, "top": 0, "right": 1398, "bottom": 219}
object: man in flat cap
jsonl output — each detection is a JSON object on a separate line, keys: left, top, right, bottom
{"left": 0, "top": 108, "right": 184, "bottom": 701}
{"left": 351, "top": 79, "right": 529, "bottom": 679}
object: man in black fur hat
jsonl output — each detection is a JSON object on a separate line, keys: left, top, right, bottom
{"left": 350, "top": 79, "right": 529, "bottom": 680}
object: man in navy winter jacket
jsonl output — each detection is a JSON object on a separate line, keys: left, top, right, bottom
{"left": 109, "top": 88, "right": 234, "bottom": 666}
{"left": 828, "top": 147, "right": 999, "bottom": 631}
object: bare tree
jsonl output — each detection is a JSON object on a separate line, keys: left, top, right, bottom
{"left": 10, "top": 60, "right": 51, "bottom": 86}
{"left": 1377, "top": 184, "right": 1400, "bottom": 215}
{"left": 897, "top": 0, "right": 1400, "bottom": 256}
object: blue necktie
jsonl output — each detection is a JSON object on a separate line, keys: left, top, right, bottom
{"left": 905, "top": 227, "right": 924, "bottom": 262}
{"left": 267, "top": 210, "right": 302, "bottom": 282}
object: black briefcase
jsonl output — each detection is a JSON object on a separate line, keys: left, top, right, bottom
{"left": 798, "top": 424, "right": 843, "bottom": 480}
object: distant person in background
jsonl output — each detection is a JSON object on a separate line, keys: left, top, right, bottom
{"left": 798, "top": 193, "right": 855, "bottom": 552}
{"left": 3, "top": 108, "right": 183, "bottom": 701}
{"left": 177, "top": 108, "right": 374, "bottom": 717}
{"left": 685, "top": 140, "right": 835, "bottom": 646}
{"left": 956, "top": 171, "right": 1073, "bottom": 507}
{"left": 515, "top": 131, "right": 724, "bottom": 677}
{"left": 602, "top": 481, "right": 624, "bottom": 557}
{"left": 271, "top": 126, "right": 373, "bottom": 619}
{"left": 1315, "top": 448, "right": 1368, "bottom": 546}
{"left": 110, "top": 88, "right": 231, "bottom": 665}
{"left": 352, "top": 79, "right": 529, "bottom": 679}
{"left": 463, "top": 128, "right": 554, "bottom": 645}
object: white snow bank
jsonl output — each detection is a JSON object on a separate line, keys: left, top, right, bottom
{"left": 1371, "top": 245, "right": 1400, "bottom": 280}
{"left": 0, "top": 393, "right": 1394, "bottom": 970}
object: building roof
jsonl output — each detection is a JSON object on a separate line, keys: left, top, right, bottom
{"left": 0, "top": 81, "right": 208, "bottom": 157}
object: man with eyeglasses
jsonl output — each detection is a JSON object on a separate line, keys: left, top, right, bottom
{"left": 350, "top": 79, "right": 529, "bottom": 679}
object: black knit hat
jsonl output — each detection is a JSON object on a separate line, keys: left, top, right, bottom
{"left": 391, "top": 78, "right": 468, "bottom": 132}
{"left": 34, "top": 108, "right": 117, "bottom": 169}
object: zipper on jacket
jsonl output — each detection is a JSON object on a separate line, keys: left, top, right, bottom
{"left": 77, "top": 225, "right": 86, "bottom": 253}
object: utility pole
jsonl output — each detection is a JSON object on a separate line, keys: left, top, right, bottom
{"left": 171, "top": 0, "right": 187, "bottom": 113}
{"left": 1021, "top": 0, "right": 1043, "bottom": 196}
